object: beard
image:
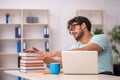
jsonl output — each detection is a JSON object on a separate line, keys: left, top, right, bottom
{"left": 75, "top": 31, "right": 84, "bottom": 41}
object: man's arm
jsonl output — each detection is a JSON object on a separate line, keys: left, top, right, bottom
{"left": 71, "top": 43, "right": 103, "bottom": 54}
{"left": 49, "top": 42, "right": 103, "bottom": 58}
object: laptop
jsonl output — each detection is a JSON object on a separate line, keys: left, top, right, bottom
{"left": 61, "top": 51, "right": 98, "bottom": 74}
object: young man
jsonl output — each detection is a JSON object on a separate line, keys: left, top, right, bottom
{"left": 25, "top": 16, "right": 113, "bottom": 75}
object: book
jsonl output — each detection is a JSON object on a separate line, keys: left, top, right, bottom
{"left": 21, "top": 56, "right": 44, "bottom": 60}
{"left": 20, "top": 63, "right": 44, "bottom": 67}
{"left": 19, "top": 52, "right": 41, "bottom": 57}
{"left": 23, "top": 41, "right": 26, "bottom": 51}
{"left": 20, "top": 59, "right": 43, "bottom": 63}
{"left": 17, "top": 41, "right": 21, "bottom": 53}
{"left": 18, "top": 56, "right": 21, "bottom": 67}
{"left": 45, "top": 41, "right": 49, "bottom": 52}
{"left": 44, "top": 27, "right": 49, "bottom": 38}
{"left": 20, "top": 66, "right": 45, "bottom": 70}
{"left": 18, "top": 77, "right": 22, "bottom": 80}
{"left": 15, "top": 27, "right": 21, "bottom": 38}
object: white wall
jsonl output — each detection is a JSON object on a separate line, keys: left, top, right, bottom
{"left": 0, "top": 0, "right": 120, "bottom": 51}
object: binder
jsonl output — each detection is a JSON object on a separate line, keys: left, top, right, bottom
{"left": 44, "top": 27, "right": 49, "bottom": 38}
{"left": 18, "top": 77, "right": 22, "bottom": 80}
{"left": 17, "top": 40, "right": 21, "bottom": 53}
{"left": 45, "top": 41, "right": 49, "bottom": 52}
{"left": 18, "top": 56, "right": 21, "bottom": 67}
{"left": 15, "top": 27, "right": 21, "bottom": 38}
{"left": 23, "top": 41, "right": 26, "bottom": 51}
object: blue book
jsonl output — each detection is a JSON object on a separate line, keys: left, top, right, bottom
{"left": 17, "top": 40, "right": 21, "bottom": 53}
{"left": 15, "top": 27, "right": 21, "bottom": 38}
{"left": 18, "top": 76, "right": 22, "bottom": 80}
{"left": 44, "top": 27, "right": 49, "bottom": 38}
{"left": 45, "top": 41, "right": 49, "bottom": 52}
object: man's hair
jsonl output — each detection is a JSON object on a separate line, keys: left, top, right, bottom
{"left": 67, "top": 16, "right": 91, "bottom": 32}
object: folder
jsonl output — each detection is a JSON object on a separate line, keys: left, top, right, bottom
{"left": 17, "top": 40, "right": 21, "bottom": 53}
{"left": 45, "top": 41, "right": 49, "bottom": 52}
{"left": 15, "top": 27, "right": 21, "bottom": 38}
{"left": 44, "top": 27, "right": 49, "bottom": 38}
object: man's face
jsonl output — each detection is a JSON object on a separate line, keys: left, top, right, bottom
{"left": 69, "top": 22, "right": 84, "bottom": 41}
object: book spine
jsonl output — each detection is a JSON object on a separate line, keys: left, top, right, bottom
{"left": 17, "top": 40, "right": 21, "bottom": 53}
{"left": 15, "top": 27, "right": 21, "bottom": 38}
{"left": 44, "top": 27, "right": 49, "bottom": 38}
{"left": 6, "top": 16, "right": 9, "bottom": 23}
{"left": 23, "top": 41, "right": 26, "bottom": 51}
{"left": 18, "top": 77, "right": 22, "bottom": 80}
{"left": 45, "top": 41, "right": 49, "bottom": 52}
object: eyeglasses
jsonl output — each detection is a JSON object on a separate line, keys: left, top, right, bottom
{"left": 68, "top": 23, "right": 79, "bottom": 34}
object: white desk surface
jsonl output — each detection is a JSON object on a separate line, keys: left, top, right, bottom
{"left": 4, "top": 70, "right": 120, "bottom": 80}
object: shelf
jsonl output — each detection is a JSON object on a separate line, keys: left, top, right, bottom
{"left": 0, "top": 9, "right": 50, "bottom": 80}
{"left": 23, "top": 23, "right": 48, "bottom": 26}
{"left": 23, "top": 38, "right": 49, "bottom": 41}
{"left": 0, "top": 9, "right": 21, "bottom": 11}
{"left": 77, "top": 9, "right": 105, "bottom": 33}
{"left": 0, "top": 23, "right": 21, "bottom": 26}
{"left": 23, "top": 9, "right": 49, "bottom": 11}
{"left": 78, "top": 10, "right": 104, "bottom": 13}
{"left": 23, "top": 9, "right": 49, "bottom": 24}
{"left": 0, "top": 53, "right": 18, "bottom": 55}
{"left": 0, "top": 38, "right": 21, "bottom": 41}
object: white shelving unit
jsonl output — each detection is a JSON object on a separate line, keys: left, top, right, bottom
{"left": 77, "top": 10, "right": 105, "bottom": 34}
{"left": 22, "top": 9, "right": 50, "bottom": 51}
{"left": 0, "top": 9, "right": 50, "bottom": 80}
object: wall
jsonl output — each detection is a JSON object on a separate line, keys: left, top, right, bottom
{"left": 0, "top": 0, "right": 120, "bottom": 51}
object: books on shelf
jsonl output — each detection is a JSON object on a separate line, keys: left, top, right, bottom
{"left": 17, "top": 40, "right": 21, "bottom": 53}
{"left": 15, "top": 27, "right": 21, "bottom": 38}
{"left": 44, "top": 27, "right": 49, "bottom": 38}
{"left": 18, "top": 77, "right": 22, "bottom": 80}
{"left": 45, "top": 41, "right": 49, "bottom": 52}
{"left": 18, "top": 56, "right": 21, "bottom": 67}
{"left": 23, "top": 41, "right": 26, "bottom": 51}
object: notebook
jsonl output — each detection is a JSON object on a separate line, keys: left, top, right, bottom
{"left": 61, "top": 51, "right": 98, "bottom": 74}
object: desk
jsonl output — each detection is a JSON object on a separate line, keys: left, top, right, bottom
{"left": 4, "top": 70, "right": 120, "bottom": 80}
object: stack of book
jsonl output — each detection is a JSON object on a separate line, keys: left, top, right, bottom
{"left": 19, "top": 53, "right": 45, "bottom": 73}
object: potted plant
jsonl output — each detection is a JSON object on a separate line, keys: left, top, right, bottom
{"left": 109, "top": 25, "right": 120, "bottom": 76}
{"left": 94, "top": 28, "right": 104, "bottom": 34}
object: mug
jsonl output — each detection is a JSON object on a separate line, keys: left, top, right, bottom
{"left": 49, "top": 63, "right": 60, "bottom": 74}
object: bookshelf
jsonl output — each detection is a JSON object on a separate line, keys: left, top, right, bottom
{"left": 77, "top": 10, "right": 105, "bottom": 34}
{"left": 0, "top": 9, "right": 50, "bottom": 80}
